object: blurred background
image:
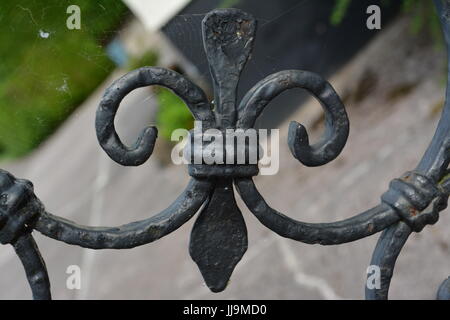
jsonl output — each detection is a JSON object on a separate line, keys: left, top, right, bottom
{"left": 0, "top": 0, "right": 449, "bottom": 299}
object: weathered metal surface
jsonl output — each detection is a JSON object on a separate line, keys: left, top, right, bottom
{"left": 0, "top": 4, "right": 449, "bottom": 299}
{"left": 13, "top": 233, "right": 51, "bottom": 300}
{"left": 190, "top": 179, "right": 247, "bottom": 292}
{"left": 96, "top": 67, "right": 215, "bottom": 166}
{"left": 0, "top": 170, "right": 50, "bottom": 300}
{"left": 202, "top": 8, "right": 256, "bottom": 128}
{"left": 236, "top": 70, "right": 349, "bottom": 166}
{"left": 35, "top": 178, "right": 214, "bottom": 249}
{"left": 365, "top": 222, "right": 411, "bottom": 300}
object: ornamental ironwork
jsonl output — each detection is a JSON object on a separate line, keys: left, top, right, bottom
{"left": 1, "top": 1, "right": 450, "bottom": 300}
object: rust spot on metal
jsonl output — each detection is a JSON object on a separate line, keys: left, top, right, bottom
{"left": 409, "top": 207, "right": 418, "bottom": 217}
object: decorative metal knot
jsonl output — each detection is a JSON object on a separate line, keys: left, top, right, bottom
{"left": 184, "top": 128, "right": 261, "bottom": 178}
{"left": 0, "top": 170, "right": 43, "bottom": 245}
{"left": 381, "top": 171, "right": 448, "bottom": 232}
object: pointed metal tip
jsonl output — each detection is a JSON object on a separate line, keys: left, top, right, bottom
{"left": 208, "top": 280, "right": 229, "bottom": 293}
{"left": 189, "top": 182, "right": 248, "bottom": 294}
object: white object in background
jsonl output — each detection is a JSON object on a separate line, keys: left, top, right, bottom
{"left": 123, "top": 0, "right": 190, "bottom": 31}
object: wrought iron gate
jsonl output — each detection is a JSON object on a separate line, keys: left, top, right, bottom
{"left": 1, "top": 0, "right": 449, "bottom": 300}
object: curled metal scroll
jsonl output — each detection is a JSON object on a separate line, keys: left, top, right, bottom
{"left": 0, "top": 4, "right": 449, "bottom": 299}
{"left": 235, "top": 179, "right": 398, "bottom": 245}
{"left": 96, "top": 67, "right": 215, "bottom": 166}
{"left": 34, "top": 179, "right": 213, "bottom": 249}
{"left": 237, "top": 70, "right": 349, "bottom": 166}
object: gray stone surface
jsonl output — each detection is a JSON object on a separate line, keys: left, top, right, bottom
{"left": 0, "top": 16, "right": 449, "bottom": 300}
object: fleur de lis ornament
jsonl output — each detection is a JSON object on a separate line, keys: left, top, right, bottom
{"left": 1, "top": 6, "right": 450, "bottom": 300}
{"left": 96, "top": 8, "right": 349, "bottom": 292}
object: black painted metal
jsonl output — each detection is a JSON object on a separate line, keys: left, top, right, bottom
{"left": 0, "top": 3, "right": 449, "bottom": 300}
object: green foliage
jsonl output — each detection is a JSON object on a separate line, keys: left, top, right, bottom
{"left": 155, "top": 88, "right": 194, "bottom": 141}
{"left": 219, "top": 0, "right": 242, "bottom": 9}
{"left": 330, "top": 0, "right": 351, "bottom": 26}
{"left": 401, "top": 0, "right": 441, "bottom": 44}
{"left": 0, "top": 0, "right": 129, "bottom": 158}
